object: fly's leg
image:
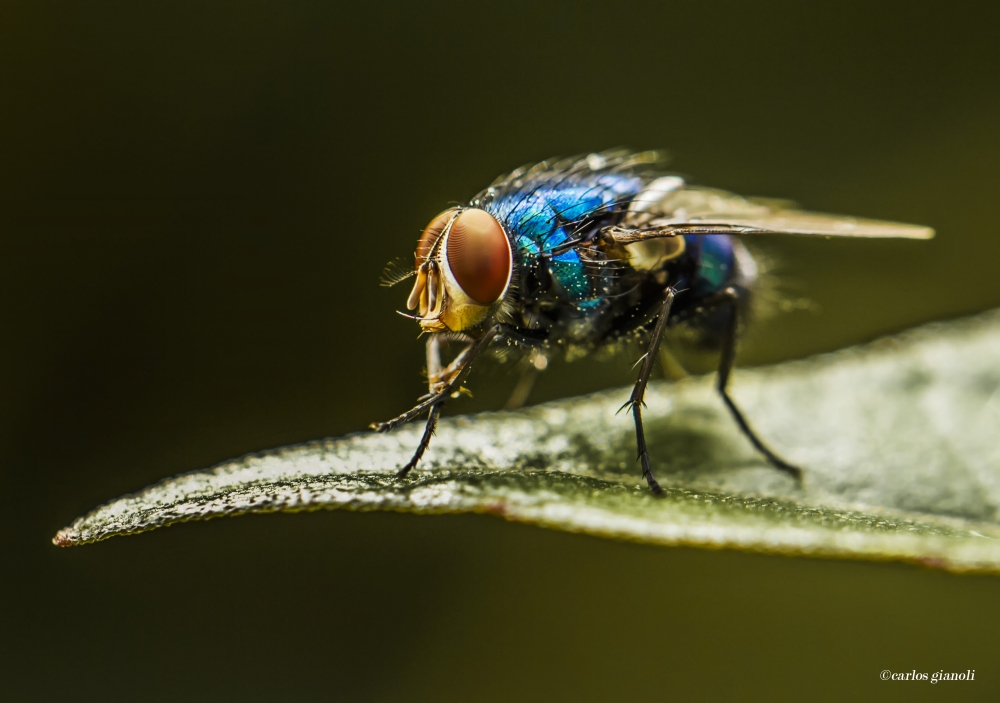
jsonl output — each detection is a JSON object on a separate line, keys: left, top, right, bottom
{"left": 504, "top": 349, "right": 548, "bottom": 410}
{"left": 711, "top": 287, "right": 802, "bottom": 480}
{"left": 396, "top": 336, "right": 473, "bottom": 478}
{"left": 623, "top": 287, "right": 676, "bottom": 496}
{"left": 421, "top": 336, "right": 475, "bottom": 400}
{"left": 372, "top": 326, "right": 500, "bottom": 476}
{"left": 396, "top": 403, "right": 443, "bottom": 478}
{"left": 373, "top": 329, "right": 496, "bottom": 431}
{"left": 425, "top": 334, "right": 443, "bottom": 393}
{"left": 504, "top": 369, "right": 536, "bottom": 411}
{"left": 395, "top": 336, "right": 446, "bottom": 479}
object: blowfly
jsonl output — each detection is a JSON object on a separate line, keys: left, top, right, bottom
{"left": 374, "top": 151, "right": 933, "bottom": 494}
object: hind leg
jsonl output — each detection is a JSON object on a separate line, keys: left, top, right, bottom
{"left": 709, "top": 287, "right": 801, "bottom": 479}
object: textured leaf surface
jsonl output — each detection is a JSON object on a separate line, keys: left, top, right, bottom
{"left": 55, "top": 312, "right": 1000, "bottom": 573}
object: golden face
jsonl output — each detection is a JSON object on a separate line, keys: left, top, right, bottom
{"left": 406, "top": 208, "right": 512, "bottom": 333}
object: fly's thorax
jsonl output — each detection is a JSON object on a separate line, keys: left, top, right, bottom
{"left": 406, "top": 208, "right": 513, "bottom": 333}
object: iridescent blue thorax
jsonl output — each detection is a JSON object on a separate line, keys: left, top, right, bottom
{"left": 464, "top": 158, "right": 752, "bottom": 354}
{"left": 482, "top": 172, "right": 645, "bottom": 307}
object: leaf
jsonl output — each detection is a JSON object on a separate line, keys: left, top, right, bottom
{"left": 54, "top": 311, "right": 1000, "bottom": 574}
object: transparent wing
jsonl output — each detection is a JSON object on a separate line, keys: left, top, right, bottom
{"left": 615, "top": 185, "right": 934, "bottom": 241}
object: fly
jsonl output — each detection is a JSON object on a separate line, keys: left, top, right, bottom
{"left": 372, "top": 150, "right": 933, "bottom": 494}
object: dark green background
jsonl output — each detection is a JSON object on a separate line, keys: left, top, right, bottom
{"left": 4, "top": 1, "right": 1000, "bottom": 700}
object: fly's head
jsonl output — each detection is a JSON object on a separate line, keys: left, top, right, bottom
{"left": 406, "top": 207, "right": 512, "bottom": 333}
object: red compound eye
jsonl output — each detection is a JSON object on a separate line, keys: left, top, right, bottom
{"left": 445, "top": 209, "right": 511, "bottom": 305}
{"left": 416, "top": 209, "right": 457, "bottom": 264}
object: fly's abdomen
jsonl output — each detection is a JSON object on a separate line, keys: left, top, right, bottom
{"left": 669, "top": 234, "right": 756, "bottom": 350}
{"left": 684, "top": 234, "right": 736, "bottom": 293}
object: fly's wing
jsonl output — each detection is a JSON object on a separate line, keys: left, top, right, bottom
{"left": 612, "top": 184, "right": 934, "bottom": 242}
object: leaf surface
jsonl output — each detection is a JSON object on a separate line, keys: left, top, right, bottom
{"left": 55, "top": 312, "right": 1000, "bottom": 573}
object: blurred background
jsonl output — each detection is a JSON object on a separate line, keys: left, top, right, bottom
{"left": 4, "top": 1, "right": 1000, "bottom": 700}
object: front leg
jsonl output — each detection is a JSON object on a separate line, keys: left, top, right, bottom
{"left": 372, "top": 326, "right": 500, "bottom": 477}
{"left": 427, "top": 338, "right": 475, "bottom": 395}
{"left": 394, "top": 335, "right": 446, "bottom": 479}
{"left": 623, "top": 287, "right": 676, "bottom": 495}
{"left": 396, "top": 403, "right": 443, "bottom": 479}
{"left": 395, "top": 336, "right": 475, "bottom": 478}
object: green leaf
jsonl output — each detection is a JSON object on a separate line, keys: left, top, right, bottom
{"left": 54, "top": 311, "right": 1000, "bottom": 574}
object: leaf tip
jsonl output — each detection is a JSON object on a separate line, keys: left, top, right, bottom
{"left": 52, "top": 528, "right": 76, "bottom": 547}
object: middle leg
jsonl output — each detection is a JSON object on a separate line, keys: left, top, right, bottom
{"left": 624, "top": 287, "right": 676, "bottom": 495}
{"left": 373, "top": 326, "right": 500, "bottom": 476}
{"left": 504, "top": 348, "right": 548, "bottom": 410}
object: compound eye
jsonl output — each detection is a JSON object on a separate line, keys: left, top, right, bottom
{"left": 446, "top": 209, "right": 511, "bottom": 305}
{"left": 416, "top": 209, "right": 457, "bottom": 264}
